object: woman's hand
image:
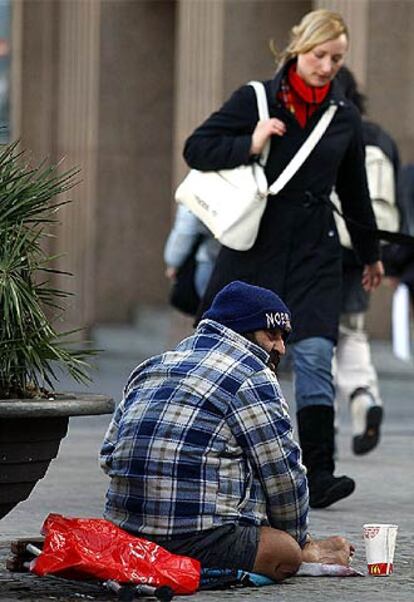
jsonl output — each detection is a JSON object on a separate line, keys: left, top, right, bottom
{"left": 362, "top": 260, "right": 384, "bottom": 291}
{"left": 302, "top": 536, "right": 354, "bottom": 566}
{"left": 165, "top": 266, "right": 177, "bottom": 281}
{"left": 250, "top": 118, "right": 286, "bottom": 155}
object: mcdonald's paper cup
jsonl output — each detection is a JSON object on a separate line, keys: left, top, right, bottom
{"left": 363, "top": 524, "right": 398, "bottom": 575}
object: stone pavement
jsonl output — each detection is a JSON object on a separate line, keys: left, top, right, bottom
{"left": 0, "top": 340, "right": 413, "bottom": 601}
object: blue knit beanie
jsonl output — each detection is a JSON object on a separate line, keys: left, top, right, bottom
{"left": 202, "top": 281, "right": 292, "bottom": 336}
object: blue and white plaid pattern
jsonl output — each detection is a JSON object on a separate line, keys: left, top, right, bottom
{"left": 100, "top": 320, "right": 309, "bottom": 546}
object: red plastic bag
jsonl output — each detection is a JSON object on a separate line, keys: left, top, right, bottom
{"left": 32, "top": 514, "right": 200, "bottom": 595}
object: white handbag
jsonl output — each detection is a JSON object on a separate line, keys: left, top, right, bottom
{"left": 175, "top": 81, "right": 338, "bottom": 251}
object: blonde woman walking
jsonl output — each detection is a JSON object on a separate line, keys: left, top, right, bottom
{"left": 185, "top": 9, "right": 383, "bottom": 508}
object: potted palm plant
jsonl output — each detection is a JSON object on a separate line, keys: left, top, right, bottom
{"left": 0, "top": 142, "right": 113, "bottom": 520}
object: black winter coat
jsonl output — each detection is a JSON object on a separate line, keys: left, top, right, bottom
{"left": 184, "top": 63, "right": 380, "bottom": 343}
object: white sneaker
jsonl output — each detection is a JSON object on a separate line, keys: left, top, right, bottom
{"left": 350, "top": 387, "right": 383, "bottom": 455}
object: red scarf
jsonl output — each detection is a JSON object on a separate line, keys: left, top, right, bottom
{"left": 278, "top": 63, "right": 331, "bottom": 128}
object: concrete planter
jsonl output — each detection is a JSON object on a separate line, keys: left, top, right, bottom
{"left": 0, "top": 393, "right": 114, "bottom": 520}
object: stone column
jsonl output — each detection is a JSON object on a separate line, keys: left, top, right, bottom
{"left": 10, "top": 0, "right": 23, "bottom": 140}
{"left": 365, "top": 0, "right": 414, "bottom": 161}
{"left": 314, "top": 0, "right": 369, "bottom": 86}
{"left": 94, "top": 0, "right": 175, "bottom": 320}
{"left": 169, "top": 0, "right": 226, "bottom": 342}
{"left": 18, "top": 0, "right": 59, "bottom": 160}
{"left": 173, "top": 0, "right": 225, "bottom": 188}
{"left": 52, "top": 0, "right": 101, "bottom": 331}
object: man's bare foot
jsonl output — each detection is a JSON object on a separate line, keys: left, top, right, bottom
{"left": 302, "top": 536, "right": 354, "bottom": 566}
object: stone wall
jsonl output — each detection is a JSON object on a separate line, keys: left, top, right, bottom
{"left": 14, "top": 0, "right": 414, "bottom": 337}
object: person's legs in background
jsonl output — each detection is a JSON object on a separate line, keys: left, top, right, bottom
{"left": 194, "top": 238, "right": 221, "bottom": 298}
{"left": 335, "top": 312, "right": 383, "bottom": 455}
{"left": 292, "top": 336, "right": 355, "bottom": 509}
{"left": 194, "top": 261, "right": 215, "bottom": 299}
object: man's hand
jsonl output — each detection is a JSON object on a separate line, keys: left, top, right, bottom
{"left": 250, "top": 118, "right": 286, "bottom": 155}
{"left": 362, "top": 260, "right": 384, "bottom": 291}
{"left": 302, "top": 536, "right": 354, "bottom": 566}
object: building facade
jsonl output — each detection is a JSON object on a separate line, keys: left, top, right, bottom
{"left": 9, "top": 0, "right": 414, "bottom": 337}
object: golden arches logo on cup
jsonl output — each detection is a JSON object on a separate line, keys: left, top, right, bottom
{"left": 368, "top": 563, "right": 393, "bottom": 576}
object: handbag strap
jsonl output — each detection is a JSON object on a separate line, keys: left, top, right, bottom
{"left": 248, "top": 81, "right": 271, "bottom": 165}
{"left": 248, "top": 80, "right": 269, "bottom": 121}
{"left": 268, "top": 104, "right": 337, "bottom": 196}
{"left": 329, "top": 197, "right": 414, "bottom": 246}
{"left": 247, "top": 81, "right": 338, "bottom": 195}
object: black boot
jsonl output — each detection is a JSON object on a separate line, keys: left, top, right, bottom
{"left": 297, "top": 405, "right": 355, "bottom": 509}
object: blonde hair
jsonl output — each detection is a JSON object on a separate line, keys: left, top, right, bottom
{"left": 276, "top": 9, "right": 348, "bottom": 67}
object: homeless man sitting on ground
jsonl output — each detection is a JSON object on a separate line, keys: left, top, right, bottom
{"left": 100, "top": 281, "right": 353, "bottom": 581}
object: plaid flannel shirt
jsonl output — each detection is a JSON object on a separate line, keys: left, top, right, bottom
{"left": 100, "top": 320, "right": 309, "bottom": 546}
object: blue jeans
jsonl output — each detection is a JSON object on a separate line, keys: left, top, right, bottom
{"left": 291, "top": 337, "right": 335, "bottom": 412}
{"left": 195, "top": 261, "right": 215, "bottom": 298}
